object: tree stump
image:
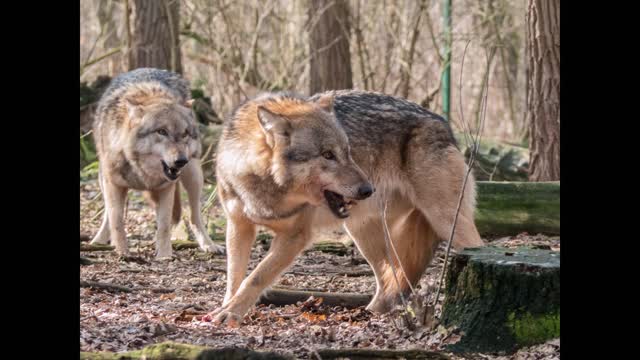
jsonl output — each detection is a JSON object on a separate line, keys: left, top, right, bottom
{"left": 441, "top": 246, "right": 559, "bottom": 354}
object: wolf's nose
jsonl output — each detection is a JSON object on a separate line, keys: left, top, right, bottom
{"left": 174, "top": 157, "right": 189, "bottom": 169}
{"left": 357, "top": 183, "right": 374, "bottom": 199}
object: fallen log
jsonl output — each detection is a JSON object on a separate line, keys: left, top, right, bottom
{"left": 475, "top": 181, "right": 560, "bottom": 236}
{"left": 258, "top": 288, "right": 372, "bottom": 308}
{"left": 80, "top": 341, "right": 292, "bottom": 360}
{"left": 80, "top": 281, "right": 132, "bottom": 293}
{"left": 80, "top": 243, "right": 114, "bottom": 252}
{"left": 80, "top": 280, "right": 174, "bottom": 294}
{"left": 441, "top": 246, "right": 560, "bottom": 354}
{"left": 456, "top": 135, "right": 530, "bottom": 182}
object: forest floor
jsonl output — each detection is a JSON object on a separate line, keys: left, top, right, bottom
{"left": 80, "top": 179, "right": 560, "bottom": 360}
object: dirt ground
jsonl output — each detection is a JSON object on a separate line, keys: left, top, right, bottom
{"left": 80, "top": 179, "right": 560, "bottom": 359}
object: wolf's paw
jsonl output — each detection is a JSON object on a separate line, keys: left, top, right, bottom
{"left": 201, "top": 242, "right": 225, "bottom": 255}
{"left": 115, "top": 249, "right": 131, "bottom": 258}
{"left": 155, "top": 249, "right": 174, "bottom": 261}
{"left": 90, "top": 237, "right": 110, "bottom": 245}
{"left": 205, "top": 307, "right": 241, "bottom": 327}
{"left": 365, "top": 297, "right": 393, "bottom": 313}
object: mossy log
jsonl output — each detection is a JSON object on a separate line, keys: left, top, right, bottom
{"left": 306, "top": 240, "right": 349, "bottom": 255}
{"left": 475, "top": 181, "right": 559, "bottom": 236}
{"left": 455, "top": 134, "right": 529, "bottom": 182}
{"left": 171, "top": 240, "right": 201, "bottom": 250}
{"left": 316, "top": 348, "right": 449, "bottom": 359}
{"left": 80, "top": 341, "right": 292, "bottom": 360}
{"left": 190, "top": 89, "right": 222, "bottom": 125}
{"left": 256, "top": 233, "right": 351, "bottom": 256}
{"left": 441, "top": 246, "right": 560, "bottom": 354}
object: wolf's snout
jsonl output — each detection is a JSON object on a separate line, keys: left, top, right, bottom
{"left": 174, "top": 156, "right": 189, "bottom": 169}
{"left": 357, "top": 183, "right": 374, "bottom": 199}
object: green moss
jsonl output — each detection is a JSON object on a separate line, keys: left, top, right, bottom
{"left": 257, "top": 232, "right": 274, "bottom": 243}
{"left": 81, "top": 342, "right": 205, "bottom": 360}
{"left": 80, "top": 341, "right": 292, "bottom": 360}
{"left": 126, "top": 342, "right": 205, "bottom": 359}
{"left": 507, "top": 311, "right": 560, "bottom": 346}
{"left": 190, "top": 88, "right": 205, "bottom": 99}
{"left": 474, "top": 181, "right": 560, "bottom": 236}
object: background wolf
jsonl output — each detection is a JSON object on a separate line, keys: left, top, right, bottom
{"left": 89, "top": 68, "right": 223, "bottom": 258}
{"left": 212, "top": 90, "right": 484, "bottom": 325}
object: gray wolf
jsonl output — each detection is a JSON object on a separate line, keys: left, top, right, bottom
{"left": 89, "top": 68, "right": 224, "bottom": 259}
{"left": 211, "top": 90, "right": 484, "bottom": 325}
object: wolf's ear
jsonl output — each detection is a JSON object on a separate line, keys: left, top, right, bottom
{"left": 257, "top": 106, "right": 290, "bottom": 147}
{"left": 313, "top": 93, "right": 334, "bottom": 114}
{"left": 125, "top": 98, "right": 145, "bottom": 121}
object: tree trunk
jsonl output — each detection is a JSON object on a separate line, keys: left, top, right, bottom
{"left": 309, "top": 0, "right": 353, "bottom": 94}
{"left": 128, "top": 0, "right": 182, "bottom": 73}
{"left": 96, "top": 0, "right": 122, "bottom": 76}
{"left": 441, "top": 247, "right": 560, "bottom": 354}
{"left": 526, "top": 0, "right": 560, "bottom": 181}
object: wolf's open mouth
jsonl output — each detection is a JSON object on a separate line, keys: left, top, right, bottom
{"left": 161, "top": 161, "right": 180, "bottom": 181}
{"left": 324, "top": 190, "right": 356, "bottom": 219}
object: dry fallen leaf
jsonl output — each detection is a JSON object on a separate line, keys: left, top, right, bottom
{"left": 300, "top": 312, "right": 327, "bottom": 322}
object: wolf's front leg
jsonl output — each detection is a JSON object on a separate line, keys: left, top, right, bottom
{"left": 180, "top": 159, "right": 225, "bottom": 254}
{"left": 103, "top": 178, "right": 128, "bottom": 256}
{"left": 90, "top": 171, "right": 111, "bottom": 245}
{"left": 222, "top": 213, "right": 257, "bottom": 305}
{"left": 151, "top": 184, "right": 176, "bottom": 259}
{"left": 210, "top": 220, "right": 311, "bottom": 326}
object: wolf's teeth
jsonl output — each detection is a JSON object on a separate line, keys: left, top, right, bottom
{"left": 339, "top": 206, "right": 345, "bottom": 213}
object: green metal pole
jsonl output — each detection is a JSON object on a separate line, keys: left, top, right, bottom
{"left": 441, "top": 0, "right": 452, "bottom": 121}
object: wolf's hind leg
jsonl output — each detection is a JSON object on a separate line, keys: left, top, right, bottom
{"left": 408, "top": 147, "right": 484, "bottom": 250}
{"left": 346, "top": 208, "right": 438, "bottom": 313}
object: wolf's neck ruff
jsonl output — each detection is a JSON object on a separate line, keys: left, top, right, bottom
{"left": 244, "top": 202, "right": 309, "bottom": 222}
{"left": 228, "top": 172, "right": 310, "bottom": 222}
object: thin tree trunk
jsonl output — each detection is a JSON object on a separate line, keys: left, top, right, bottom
{"left": 128, "top": 0, "right": 182, "bottom": 73}
{"left": 526, "top": 0, "right": 560, "bottom": 181}
{"left": 399, "top": 0, "right": 427, "bottom": 99}
{"left": 97, "top": 0, "right": 121, "bottom": 75}
{"left": 309, "top": 0, "right": 353, "bottom": 94}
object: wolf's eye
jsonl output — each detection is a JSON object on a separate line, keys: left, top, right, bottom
{"left": 322, "top": 151, "right": 336, "bottom": 160}
{"left": 157, "top": 129, "right": 168, "bottom": 136}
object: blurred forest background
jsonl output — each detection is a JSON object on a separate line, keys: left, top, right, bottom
{"left": 80, "top": 0, "right": 559, "bottom": 182}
